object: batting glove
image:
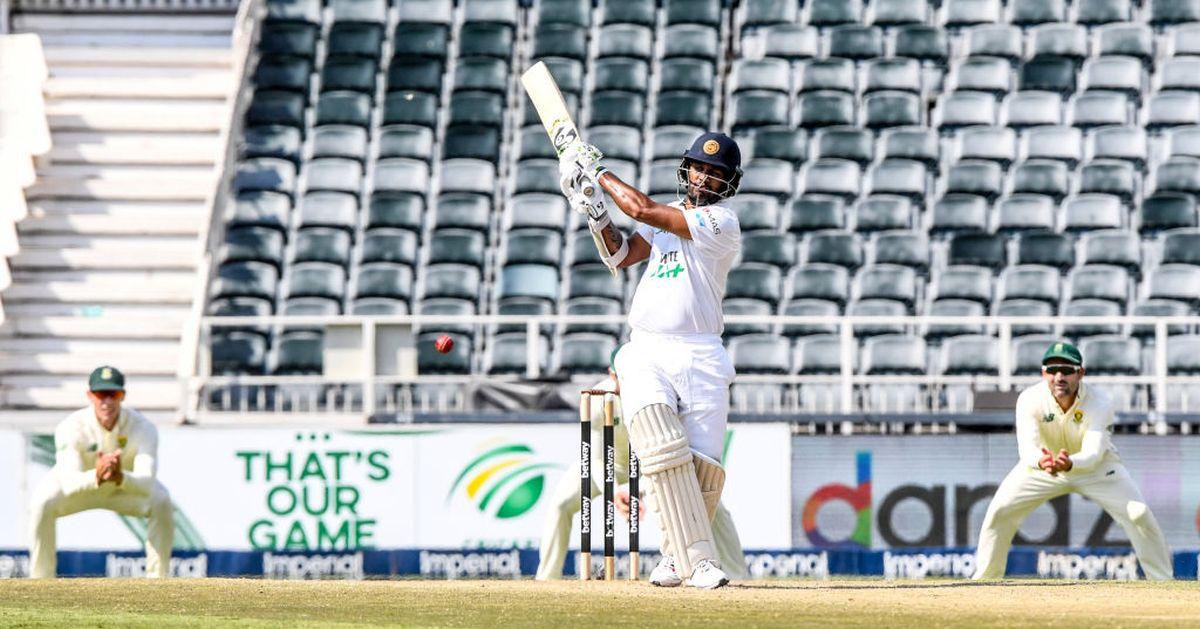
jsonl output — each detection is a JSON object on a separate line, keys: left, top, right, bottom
{"left": 560, "top": 142, "right": 609, "bottom": 181}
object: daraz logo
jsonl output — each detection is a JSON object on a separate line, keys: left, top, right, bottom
{"left": 448, "top": 443, "right": 558, "bottom": 519}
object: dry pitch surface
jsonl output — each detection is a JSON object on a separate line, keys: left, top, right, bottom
{"left": 2, "top": 578, "right": 1200, "bottom": 627}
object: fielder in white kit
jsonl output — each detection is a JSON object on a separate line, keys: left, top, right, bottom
{"left": 29, "top": 366, "right": 174, "bottom": 578}
{"left": 558, "top": 131, "right": 742, "bottom": 588}
{"left": 972, "top": 342, "right": 1173, "bottom": 580}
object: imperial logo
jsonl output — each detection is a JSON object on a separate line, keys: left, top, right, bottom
{"left": 448, "top": 443, "right": 559, "bottom": 519}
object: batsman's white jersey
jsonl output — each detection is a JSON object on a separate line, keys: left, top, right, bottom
{"left": 972, "top": 382, "right": 1173, "bottom": 580}
{"left": 616, "top": 202, "right": 741, "bottom": 462}
{"left": 29, "top": 406, "right": 174, "bottom": 578}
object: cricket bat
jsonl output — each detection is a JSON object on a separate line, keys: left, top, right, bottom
{"left": 520, "top": 61, "right": 617, "bottom": 277}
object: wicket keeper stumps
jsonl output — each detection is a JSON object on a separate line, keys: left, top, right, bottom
{"left": 579, "top": 390, "right": 640, "bottom": 581}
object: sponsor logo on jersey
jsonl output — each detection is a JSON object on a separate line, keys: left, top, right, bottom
{"left": 1042, "top": 413, "right": 1056, "bottom": 423}
{"left": 702, "top": 207, "right": 722, "bottom": 235}
{"left": 652, "top": 250, "right": 684, "bottom": 279}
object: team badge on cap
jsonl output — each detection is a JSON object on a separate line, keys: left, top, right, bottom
{"left": 702, "top": 139, "right": 720, "bottom": 155}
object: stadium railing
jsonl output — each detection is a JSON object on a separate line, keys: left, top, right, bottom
{"left": 187, "top": 313, "right": 1200, "bottom": 423}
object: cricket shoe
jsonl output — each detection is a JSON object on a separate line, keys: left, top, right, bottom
{"left": 686, "top": 559, "right": 729, "bottom": 590}
{"left": 649, "top": 554, "right": 682, "bottom": 587}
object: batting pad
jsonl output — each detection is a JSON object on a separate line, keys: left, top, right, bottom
{"left": 627, "top": 404, "right": 718, "bottom": 578}
{"left": 692, "top": 450, "right": 725, "bottom": 523}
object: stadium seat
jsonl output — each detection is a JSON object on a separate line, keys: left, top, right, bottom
{"left": 936, "top": 91, "right": 997, "bottom": 130}
{"left": 945, "top": 0, "right": 1002, "bottom": 29}
{"left": 374, "top": 158, "right": 430, "bottom": 194}
{"left": 930, "top": 194, "right": 988, "bottom": 235}
{"left": 1169, "top": 126, "right": 1200, "bottom": 160}
{"left": 567, "top": 264, "right": 624, "bottom": 303}
{"left": 802, "top": 159, "right": 860, "bottom": 200}
{"left": 1078, "top": 0, "right": 1131, "bottom": 25}
{"left": 870, "top": 0, "right": 927, "bottom": 26}
{"left": 949, "top": 233, "right": 1006, "bottom": 270}
{"left": 287, "top": 262, "right": 345, "bottom": 301}
{"left": 394, "top": 23, "right": 449, "bottom": 58}
{"left": 730, "top": 58, "right": 791, "bottom": 95}
{"left": 726, "top": 263, "right": 783, "bottom": 307}
{"left": 1080, "top": 336, "right": 1140, "bottom": 375}
{"left": 1069, "top": 264, "right": 1129, "bottom": 306}
{"left": 454, "top": 57, "right": 509, "bottom": 94}
{"left": 533, "top": 24, "right": 587, "bottom": 61}
{"left": 853, "top": 196, "right": 913, "bottom": 232}
{"left": 931, "top": 265, "right": 992, "bottom": 305}
{"left": 1012, "top": 0, "right": 1065, "bottom": 26}
{"left": 780, "top": 299, "right": 840, "bottom": 337}
{"left": 1078, "top": 160, "right": 1136, "bottom": 203}
{"left": 866, "top": 160, "right": 926, "bottom": 201}
{"left": 1174, "top": 22, "right": 1200, "bottom": 55}
{"left": 439, "top": 158, "right": 495, "bottom": 197}
{"left": 1000, "top": 265, "right": 1059, "bottom": 307}
{"left": 416, "top": 298, "right": 476, "bottom": 339}
{"left": 729, "top": 335, "right": 791, "bottom": 374}
{"left": 797, "top": 335, "right": 851, "bottom": 375}
{"left": 443, "top": 126, "right": 500, "bottom": 162}
{"left": 787, "top": 196, "right": 845, "bottom": 233}
{"left": 924, "top": 299, "right": 986, "bottom": 340}
{"left": 814, "top": 127, "right": 873, "bottom": 166}
{"left": 530, "top": 58, "right": 584, "bottom": 97}
{"left": 941, "top": 335, "right": 999, "bottom": 375}
{"left": 589, "top": 91, "right": 644, "bottom": 128}
{"left": 321, "top": 56, "right": 376, "bottom": 94}
{"left": 874, "top": 230, "right": 929, "bottom": 272}
{"left": 367, "top": 192, "right": 424, "bottom": 233}
{"left": 254, "top": 56, "right": 311, "bottom": 94}
{"left": 563, "top": 297, "right": 622, "bottom": 338}
{"left": 484, "top": 332, "right": 544, "bottom": 375}
{"left": 1154, "top": 157, "right": 1200, "bottom": 197}
{"left": 421, "top": 263, "right": 483, "bottom": 303}
{"left": 603, "top": 0, "right": 656, "bottom": 26}
{"left": 761, "top": 24, "right": 820, "bottom": 61}
{"left": 1081, "top": 56, "right": 1143, "bottom": 98}
{"left": 666, "top": 0, "right": 722, "bottom": 27}
{"left": 1064, "top": 195, "right": 1123, "bottom": 233}
{"left": 429, "top": 229, "right": 486, "bottom": 268}
{"left": 459, "top": 23, "right": 514, "bottom": 59}
{"left": 800, "top": 58, "right": 856, "bottom": 94}
{"left": 383, "top": 91, "right": 438, "bottom": 128}
{"left": 805, "top": 230, "right": 863, "bottom": 269}
{"left": 306, "top": 158, "right": 362, "bottom": 195}
{"left": 740, "top": 158, "right": 794, "bottom": 201}
{"left": 499, "top": 264, "right": 560, "bottom": 304}
{"left": 594, "top": 57, "right": 650, "bottom": 94}
{"left": 1003, "top": 91, "right": 1061, "bottom": 129}
{"left": 955, "top": 57, "right": 1011, "bottom": 96}
{"left": 1162, "top": 228, "right": 1200, "bottom": 266}
{"left": 751, "top": 128, "right": 807, "bottom": 165}
{"left": 655, "top": 91, "right": 711, "bottom": 128}
{"left": 352, "top": 297, "right": 408, "bottom": 315}
{"left": 809, "top": 0, "right": 861, "bottom": 27}
{"left": 790, "top": 263, "right": 851, "bottom": 306}
{"left": 211, "top": 331, "right": 268, "bottom": 375}
{"left": 858, "top": 264, "right": 918, "bottom": 309}
{"left": 1062, "top": 299, "right": 1122, "bottom": 338}
{"left": 450, "top": 91, "right": 504, "bottom": 128}
{"left": 895, "top": 25, "right": 948, "bottom": 65}
{"left": 863, "top": 335, "right": 926, "bottom": 374}
{"left": 273, "top": 331, "right": 323, "bottom": 375}
{"left": 997, "top": 299, "right": 1055, "bottom": 336}
{"left": 1070, "top": 91, "right": 1129, "bottom": 129}
{"left": 659, "top": 59, "right": 715, "bottom": 94}
{"left": 227, "top": 190, "right": 291, "bottom": 233}
{"left": 1016, "top": 232, "right": 1074, "bottom": 271}
{"left": 1024, "top": 126, "right": 1083, "bottom": 168}
{"left": 286, "top": 191, "right": 353, "bottom": 237}
{"left": 495, "top": 297, "right": 555, "bottom": 334}
{"left": 589, "top": 126, "right": 642, "bottom": 163}
{"left": 294, "top": 227, "right": 353, "bottom": 267}
{"left": 828, "top": 25, "right": 883, "bottom": 61}
{"left": 967, "top": 25, "right": 1022, "bottom": 61}
{"left": 378, "top": 125, "right": 433, "bottom": 162}
{"left": 1147, "top": 92, "right": 1200, "bottom": 130}
{"left": 1148, "top": 264, "right": 1200, "bottom": 305}
{"left": 1151, "top": 0, "right": 1200, "bottom": 26}
{"left": 730, "top": 91, "right": 789, "bottom": 130}
{"left": 1097, "top": 24, "right": 1153, "bottom": 65}
{"left": 220, "top": 226, "right": 284, "bottom": 270}
{"left": 946, "top": 160, "right": 1003, "bottom": 202}
{"left": 361, "top": 229, "right": 418, "bottom": 267}
{"left": 266, "top": 0, "right": 321, "bottom": 25}
{"left": 313, "top": 125, "right": 369, "bottom": 163}
{"left": 316, "top": 88, "right": 372, "bottom": 127}
{"left": 740, "top": 233, "right": 796, "bottom": 269}
{"left": 354, "top": 262, "right": 415, "bottom": 302}
{"left": 259, "top": 23, "right": 318, "bottom": 59}
{"left": 723, "top": 299, "right": 773, "bottom": 337}
{"left": 741, "top": 0, "right": 797, "bottom": 31}
{"left": 880, "top": 127, "right": 939, "bottom": 167}
{"left": 241, "top": 125, "right": 302, "bottom": 166}
{"left": 507, "top": 194, "right": 568, "bottom": 232}
{"left": 729, "top": 195, "right": 780, "bottom": 233}
{"left": 1139, "top": 193, "right": 1197, "bottom": 235}
{"left": 557, "top": 334, "right": 619, "bottom": 374}
{"left": 1089, "top": 126, "right": 1146, "bottom": 169}
{"left": 958, "top": 126, "right": 1016, "bottom": 167}
{"left": 1133, "top": 299, "right": 1192, "bottom": 338}
{"left": 863, "top": 92, "right": 921, "bottom": 130}
{"left": 996, "top": 194, "right": 1055, "bottom": 233}
{"left": 663, "top": 24, "right": 720, "bottom": 61}
{"left": 504, "top": 229, "right": 563, "bottom": 267}
{"left": 1009, "top": 335, "right": 1061, "bottom": 375}
{"left": 234, "top": 158, "right": 296, "bottom": 198}
{"left": 418, "top": 332, "right": 472, "bottom": 374}
{"left": 1011, "top": 160, "right": 1069, "bottom": 202}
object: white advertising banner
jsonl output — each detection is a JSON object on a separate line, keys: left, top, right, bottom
{"left": 0, "top": 423, "right": 792, "bottom": 552}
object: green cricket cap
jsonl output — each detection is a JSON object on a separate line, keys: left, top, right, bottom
{"left": 609, "top": 346, "right": 621, "bottom": 372}
{"left": 88, "top": 365, "right": 125, "bottom": 392}
{"left": 1042, "top": 342, "right": 1083, "bottom": 366}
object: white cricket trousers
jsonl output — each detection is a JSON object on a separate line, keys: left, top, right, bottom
{"left": 534, "top": 459, "right": 746, "bottom": 580}
{"left": 29, "top": 474, "right": 174, "bottom": 578}
{"left": 973, "top": 462, "right": 1172, "bottom": 580}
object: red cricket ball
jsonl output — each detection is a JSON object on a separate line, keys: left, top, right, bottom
{"left": 435, "top": 335, "right": 454, "bottom": 354}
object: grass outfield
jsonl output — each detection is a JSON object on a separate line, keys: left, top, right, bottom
{"left": 2, "top": 579, "right": 1199, "bottom": 628}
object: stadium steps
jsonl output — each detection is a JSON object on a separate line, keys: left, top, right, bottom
{"left": 0, "top": 11, "right": 234, "bottom": 425}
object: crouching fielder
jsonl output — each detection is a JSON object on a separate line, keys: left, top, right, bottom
{"left": 29, "top": 366, "right": 174, "bottom": 578}
{"left": 534, "top": 366, "right": 747, "bottom": 580}
{"left": 972, "top": 343, "right": 1172, "bottom": 580}
{"left": 558, "top": 132, "right": 743, "bottom": 588}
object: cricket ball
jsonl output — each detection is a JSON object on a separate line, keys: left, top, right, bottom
{"left": 435, "top": 335, "right": 454, "bottom": 354}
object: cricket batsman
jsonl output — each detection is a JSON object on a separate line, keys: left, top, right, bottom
{"left": 972, "top": 342, "right": 1173, "bottom": 580}
{"left": 558, "top": 131, "right": 742, "bottom": 588}
{"left": 534, "top": 355, "right": 747, "bottom": 581}
{"left": 28, "top": 366, "right": 174, "bottom": 578}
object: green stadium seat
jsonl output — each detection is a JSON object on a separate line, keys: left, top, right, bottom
{"left": 211, "top": 331, "right": 268, "bottom": 375}
{"left": 361, "top": 228, "right": 419, "bottom": 266}
{"left": 863, "top": 335, "right": 925, "bottom": 375}
{"left": 932, "top": 266, "right": 992, "bottom": 305}
{"left": 439, "top": 158, "right": 495, "bottom": 197}
{"left": 874, "top": 230, "right": 929, "bottom": 272}
{"left": 568, "top": 264, "right": 624, "bottom": 302}
{"left": 935, "top": 91, "right": 996, "bottom": 130}
{"left": 366, "top": 192, "right": 423, "bottom": 233}
{"left": 266, "top": 0, "right": 321, "bottom": 25}
{"left": 722, "top": 299, "right": 773, "bottom": 338}
{"left": 730, "top": 91, "right": 789, "bottom": 131}
{"left": 828, "top": 25, "right": 883, "bottom": 60}
{"left": 1073, "top": 92, "right": 1130, "bottom": 129}
{"left": 330, "top": 0, "right": 386, "bottom": 23}
{"left": 798, "top": 92, "right": 854, "bottom": 129}
{"left": 726, "top": 263, "right": 782, "bottom": 307}
{"left": 863, "top": 92, "right": 921, "bottom": 129}
{"left": 729, "top": 335, "right": 790, "bottom": 374}
{"left": 386, "top": 57, "right": 443, "bottom": 94}
{"left": 287, "top": 261, "right": 346, "bottom": 301}
{"left": 382, "top": 91, "right": 437, "bottom": 128}
{"left": 514, "top": 159, "right": 561, "bottom": 195}
{"left": 787, "top": 195, "right": 844, "bottom": 234}
{"left": 997, "top": 299, "right": 1055, "bottom": 336}
{"left": 598, "top": 24, "right": 653, "bottom": 59}
{"left": 312, "top": 125, "right": 368, "bottom": 163}
{"left": 968, "top": 24, "right": 1022, "bottom": 61}
{"left": 858, "top": 264, "right": 917, "bottom": 309}
{"left": 422, "top": 264, "right": 483, "bottom": 302}
{"left": 246, "top": 90, "right": 305, "bottom": 128}
{"left": 459, "top": 23, "right": 514, "bottom": 59}
{"left": 654, "top": 91, "right": 710, "bottom": 128}
{"left": 293, "top": 227, "right": 353, "bottom": 267}
{"left": 1063, "top": 194, "right": 1123, "bottom": 233}
{"left": 374, "top": 158, "right": 430, "bottom": 194}
{"left": 996, "top": 194, "right": 1055, "bottom": 234}
{"left": 1133, "top": 299, "right": 1191, "bottom": 338}
{"left": 803, "top": 159, "right": 860, "bottom": 201}
{"left": 378, "top": 125, "right": 433, "bottom": 161}
{"left": 790, "top": 263, "right": 850, "bottom": 306}
{"left": 930, "top": 194, "right": 987, "bottom": 235}
{"left": 273, "top": 331, "right": 323, "bottom": 375}
{"left": 328, "top": 23, "right": 384, "bottom": 59}
{"left": 1000, "top": 265, "right": 1059, "bottom": 307}
{"left": 418, "top": 332, "right": 472, "bottom": 374}
{"left": 800, "top": 59, "right": 854, "bottom": 94}
{"left": 1062, "top": 299, "right": 1122, "bottom": 339}
{"left": 557, "top": 333, "right": 618, "bottom": 374}
{"left": 450, "top": 91, "right": 504, "bottom": 127}
{"left": 316, "top": 91, "right": 371, "bottom": 127}
{"left": 442, "top": 125, "right": 501, "bottom": 162}
{"left": 321, "top": 56, "right": 377, "bottom": 94}
{"left": 728, "top": 195, "right": 779, "bottom": 232}
{"left": 761, "top": 24, "right": 819, "bottom": 61}
{"left": 570, "top": 230, "right": 606, "bottom": 266}
{"left": 1069, "top": 264, "right": 1130, "bottom": 307}
{"left": 508, "top": 193, "right": 568, "bottom": 232}
{"left": 564, "top": 297, "right": 622, "bottom": 338}
{"left": 871, "top": 0, "right": 927, "bottom": 26}
{"left": 666, "top": 0, "right": 721, "bottom": 26}
{"left": 1151, "top": 0, "right": 1200, "bottom": 26}
{"left": 454, "top": 57, "right": 509, "bottom": 94}
{"left": 505, "top": 228, "right": 563, "bottom": 266}
{"left": 663, "top": 24, "right": 719, "bottom": 61}
{"left": 1162, "top": 228, "right": 1200, "bottom": 266}
{"left": 533, "top": 24, "right": 588, "bottom": 63}
{"left": 740, "top": 233, "right": 796, "bottom": 269}
{"left": 259, "top": 23, "right": 318, "bottom": 59}
{"left": 298, "top": 191, "right": 356, "bottom": 233}
{"left": 499, "top": 264, "right": 561, "bottom": 303}
{"left": 740, "top": 158, "right": 793, "bottom": 201}
{"left": 894, "top": 25, "right": 947, "bottom": 65}
{"left": 283, "top": 295, "right": 339, "bottom": 318}
{"left": 587, "top": 126, "right": 641, "bottom": 163}
{"left": 809, "top": 0, "right": 860, "bottom": 27}
{"left": 797, "top": 335, "right": 850, "bottom": 375}
{"left": 741, "top": 0, "right": 796, "bottom": 29}
{"left": 220, "top": 226, "right": 284, "bottom": 270}
{"left": 486, "top": 332, "right": 546, "bottom": 375}
{"left": 1140, "top": 193, "right": 1197, "bottom": 235}
{"left": 517, "top": 125, "right": 556, "bottom": 161}
{"left": 589, "top": 91, "right": 644, "bottom": 128}
{"left": 924, "top": 299, "right": 985, "bottom": 340}
{"left": 234, "top": 157, "right": 296, "bottom": 198}
{"left": 241, "top": 125, "right": 302, "bottom": 165}
{"left": 1149, "top": 264, "right": 1200, "bottom": 305}
{"left": 750, "top": 128, "right": 806, "bottom": 166}
{"left": 539, "top": 0, "right": 591, "bottom": 26}
{"left": 1078, "top": 0, "right": 1131, "bottom": 24}
{"left": 351, "top": 297, "right": 409, "bottom": 315}
{"left": 940, "top": 336, "right": 998, "bottom": 376}
{"left": 1079, "top": 160, "right": 1136, "bottom": 203}
{"left": 815, "top": 127, "right": 872, "bottom": 165}
{"left": 399, "top": 0, "right": 454, "bottom": 24}
{"left": 227, "top": 190, "right": 291, "bottom": 233}
{"left": 1079, "top": 336, "right": 1140, "bottom": 375}
{"left": 602, "top": 0, "right": 655, "bottom": 25}
{"left": 780, "top": 299, "right": 839, "bottom": 337}
{"left": 464, "top": 0, "right": 519, "bottom": 26}
{"left": 393, "top": 23, "right": 449, "bottom": 58}
{"left": 430, "top": 229, "right": 487, "bottom": 268}
{"left": 652, "top": 126, "right": 703, "bottom": 160}
{"left": 730, "top": 59, "right": 790, "bottom": 95}
{"left": 306, "top": 158, "right": 362, "bottom": 194}
{"left": 355, "top": 261, "right": 415, "bottom": 302}
{"left": 853, "top": 196, "right": 913, "bottom": 233}
{"left": 254, "top": 57, "right": 311, "bottom": 94}
{"left": 849, "top": 299, "right": 907, "bottom": 337}
{"left": 432, "top": 193, "right": 491, "bottom": 232}
{"left": 416, "top": 298, "right": 476, "bottom": 339}
{"left": 948, "top": 233, "right": 1006, "bottom": 270}
{"left": 1016, "top": 232, "right": 1074, "bottom": 271}
{"left": 594, "top": 57, "right": 649, "bottom": 94}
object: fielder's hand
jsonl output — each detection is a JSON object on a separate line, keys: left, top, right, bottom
{"left": 96, "top": 449, "right": 123, "bottom": 485}
{"left": 1053, "top": 448, "right": 1073, "bottom": 472}
{"left": 1039, "top": 447, "right": 1058, "bottom": 475}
